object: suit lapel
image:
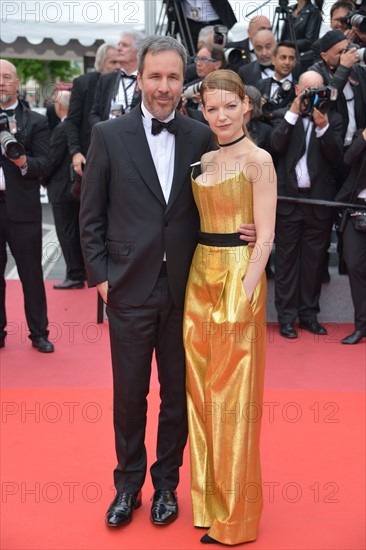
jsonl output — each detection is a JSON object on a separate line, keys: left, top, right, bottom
{"left": 119, "top": 108, "right": 166, "bottom": 206}
{"left": 166, "top": 112, "right": 195, "bottom": 213}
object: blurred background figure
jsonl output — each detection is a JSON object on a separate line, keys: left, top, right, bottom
{"left": 335, "top": 127, "right": 366, "bottom": 345}
{"left": 226, "top": 15, "right": 272, "bottom": 66}
{"left": 48, "top": 90, "right": 86, "bottom": 290}
{"left": 90, "top": 30, "right": 144, "bottom": 126}
{"left": 280, "top": 0, "right": 324, "bottom": 70}
{"left": 238, "top": 30, "right": 277, "bottom": 86}
{"left": 65, "top": 42, "right": 121, "bottom": 178}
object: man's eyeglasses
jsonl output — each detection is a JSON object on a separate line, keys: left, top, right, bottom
{"left": 194, "top": 57, "right": 217, "bottom": 63}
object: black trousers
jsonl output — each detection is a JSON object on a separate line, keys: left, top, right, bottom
{"left": 106, "top": 264, "right": 188, "bottom": 493}
{"left": 51, "top": 202, "right": 85, "bottom": 281}
{"left": 0, "top": 202, "right": 49, "bottom": 339}
{"left": 275, "top": 205, "right": 333, "bottom": 324}
{"left": 342, "top": 218, "right": 366, "bottom": 331}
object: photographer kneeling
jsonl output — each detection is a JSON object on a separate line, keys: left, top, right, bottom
{"left": 336, "top": 128, "right": 366, "bottom": 345}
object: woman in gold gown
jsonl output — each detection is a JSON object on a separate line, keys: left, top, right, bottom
{"left": 183, "top": 70, "right": 277, "bottom": 545}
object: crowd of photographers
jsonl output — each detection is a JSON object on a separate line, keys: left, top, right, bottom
{"left": 1, "top": 0, "right": 365, "bottom": 352}
{"left": 179, "top": 0, "right": 366, "bottom": 345}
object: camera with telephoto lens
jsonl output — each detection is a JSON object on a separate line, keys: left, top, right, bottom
{"left": 299, "top": 86, "right": 338, "bottom": 115}
{"left": 344, "top": 42, "right": 366, "bottom": 63}
{"left": 338, "top": 0, "right": 366, "bottom": 34}
{"left": 182, "top": 81, "right": 202, "bottom": 101}
{"left": 0, "top": 113, "right": 25, "bottom": 160}
{"left": 262, "top": 80, "right": 295, "bottom": 120}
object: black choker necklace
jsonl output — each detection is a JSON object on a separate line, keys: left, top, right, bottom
{"left": 218, "top": 134, "right": 246, "bottom": 147}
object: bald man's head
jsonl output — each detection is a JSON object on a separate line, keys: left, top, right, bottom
{"left": 252, "top": 30, "right": 276, "bottom": 66}
{"left": 248, "top": 16, "right": 272, "bottom": 40}
{"left": 0, "top": 59, "right": 20, "bottom": 106}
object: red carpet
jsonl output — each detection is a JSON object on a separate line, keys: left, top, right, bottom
{"left": 1, "top": 281, "right": 365, "bottom": 549}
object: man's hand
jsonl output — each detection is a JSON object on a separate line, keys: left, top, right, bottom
{"left": 7, "top": 154, "right": 27, "bottom": 168}
{"left": 312, "top": 107, "right": 328, "bottom": 130}
{"left": 340, "top": 46, "right": 358, "bottom": 68}
{"left": 238, "top": 223, "right": 256, "bottom": 247}
{"left": 96, "top": 281, "right": 108, "bottom": 304}
{"left": 72, "top": 152, "right": 86, "bottom": 177}
{"left": 289, "top": 94, "right": 301, "bottom": 115}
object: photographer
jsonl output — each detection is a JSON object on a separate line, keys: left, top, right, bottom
{"left": 270, "top": 70, "right": 344, "bottom": 339}
{"left": 310, "top": 30, "right": 366, "bottom": 147}
{"left": 181, "top": 43, "right": 226, "bottom": 118}
{"left": 335, "top": 127, "right": 366, "bottom": 344}
{"left": 0, "top": 59, "right": 53, "bottom": 352}
{"left": 256, "top": 41, "right": 298, "bottom": 125}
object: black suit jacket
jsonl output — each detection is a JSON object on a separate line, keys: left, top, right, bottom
{"left": 336, "top": 129, "right": 366, "bottom": 203}
{"left": 0, "top": 102, "right": 50, "bottom": 222}
{"left": 47, "top": 121, "right": 76, "bottom": 204}
{"left": 271, "top": 109, "right": 344, "bottom": 219}
{"left": 80, "top": 106, "right": 214, "bottom": 307}
{"left": 65, "top": 71, "right": 101, "bottom": 156}
{"left": 90, "top": 71, "right": 141, "bottom": 126}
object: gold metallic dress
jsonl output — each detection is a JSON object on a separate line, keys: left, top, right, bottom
{"left": 183, "top": 171, "right": 267, "bottom": 545}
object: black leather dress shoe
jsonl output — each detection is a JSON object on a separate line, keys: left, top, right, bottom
{"left": 299, "top": 319, "right": 327, "bottom": 335}
{"left": 150, "top": 489, "right": 178, "bottom": 525}
{"left": 106, "top": 491, "right": 142, "bottom": 527}
{"left": 32, "top": 337, "right": 54, "bottom": 353}
{"left": 279, "top": 323, "right": 298, "bottom": 339}
{"left": 53, "top": 279, "right": 85, "bottom": 290}
{"left": 341, "top": 330, "right": 366, "bottom": 345}
{"left": 201, "top": 534, "right": 220, "bottom": 544}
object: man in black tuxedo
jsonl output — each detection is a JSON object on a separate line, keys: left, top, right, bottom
{"left": 271, "top": 70, "right": 344, "bottom": 339}
{"left": 80, "top": 36, "right": 254, "bottom": 528}
{"left": 48, "top": 90, "right": 86, "bottom": 290}
{"left": 256, "top": 41, "right": 297, "bottom": 124}
{"left": 0, "top": 59, "right": 53, "bottom": 352}
{"left": 238, "top": 29, "right": 277, "bottom": 87}
{"left": 226, "top": 15, "right": 272, "bottom": 67}
{"left": 65, "top": 42, "right": 121, "bottom": 179}
{"left": 90, "top": 30, "right": 144, "bottom": 126}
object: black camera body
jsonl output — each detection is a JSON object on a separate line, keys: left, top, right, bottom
{"left": 0, "top": 113, "right": 25, "bottom": 160}
{"left": 262, "top": 80, "right": 295, "bottom": 120}
{"left": 299, "top": 86, "right": 338, "bottom": 116}
{"left": 339, "top": 0, "right": 366, "bottom": 34}
{"left": 213, "top": 25, "right": 228, "bottom": 46}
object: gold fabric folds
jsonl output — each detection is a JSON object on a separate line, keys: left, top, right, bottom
{"left": 183, "top": 172, "right": 266, "bottom": 545}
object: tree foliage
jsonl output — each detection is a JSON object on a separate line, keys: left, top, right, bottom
{"left": 9, "top": 59, "right": 77, "bottom": 84}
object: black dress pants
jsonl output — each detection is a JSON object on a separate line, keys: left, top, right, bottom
{"left": 275, "top": 204, "right": 333, "bottom": 324}
{"left": 106, "top": 264, "right": 188, "bottom": 493}
{"left": 342, "top": 218, "right": 366, "bottom": 331}
{"left": 52, "top": 202, "right": 85, "bottom": 281}
{"left": 0, "top": 202, "right": 48, "bottom": 339}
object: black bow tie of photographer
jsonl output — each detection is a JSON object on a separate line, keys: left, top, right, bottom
{"left": 0, "top": 109, "right": 25, "bottom": 160}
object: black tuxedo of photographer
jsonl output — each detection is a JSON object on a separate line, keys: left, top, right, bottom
{"left": 270, "top": 75, "right": 344, "bottom": 334}
{"left": 238, "top": 59, "right": 301, "bottom": 88}
{"left": 335, "top": 128, "right": 366, "bottom": 344}
{"left": 256, "top": 77, "right": 297, "bottom": 125}
{"left": 89, "top": 71, "right": 141, "bottom": 126}
{"left": 0, "top": 93, "right": 52, "bottom": 348}
{"left": 48, "top": 113, "right": 86, "bottom": 285}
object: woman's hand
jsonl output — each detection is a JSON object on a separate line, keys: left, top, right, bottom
{"left": 97, "top": 281, "right": 108, "bottom": 304}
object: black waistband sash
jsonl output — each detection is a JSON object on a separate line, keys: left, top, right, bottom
{"left": 198, "top": 231, "right": 248, "bottom": 247}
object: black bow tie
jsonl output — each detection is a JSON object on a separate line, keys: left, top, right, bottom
{"left": 0, "top": 108, "right": 15, "bottom": 116}
{"left": 271, "top": 78, "right": 281, "bottom": 85}
{"left": 120, "top": 71, "right": 136, "bottom": 80}
{"left": 151, "top": 118, "right": 178, "bottom": 136}
{"left": 260, "top": 64, "right": 274, "bottom": 72}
